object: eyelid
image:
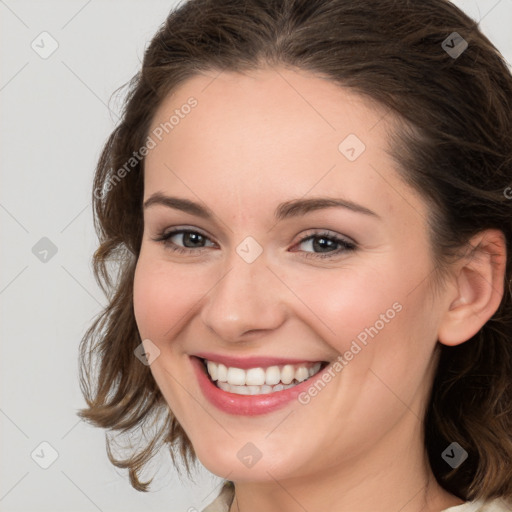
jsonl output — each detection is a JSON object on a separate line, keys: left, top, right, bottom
{"left": 294, "top": 228, "right": 356, "bottom": 246}
{"left": 291, "top": 229, "right": 357, "bottom": 260}
{"left": 152, "top": 226, "right": 217, "bottom": 249}
{"left": 152, "top": 225, "right": 218, "bottom": 244}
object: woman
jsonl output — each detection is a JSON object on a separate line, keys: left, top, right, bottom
{"left": 78, "top": 0, "right": 512, "bottom": 511}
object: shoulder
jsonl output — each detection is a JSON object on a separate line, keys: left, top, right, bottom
{"left": 442, "top": 498, "right": 512, "bottom": 512}
{"left": 201, "top": 481, "right": 235, "bottom": 512}
{"left": 198, "top": 487, "right": 512, "bottom": 512}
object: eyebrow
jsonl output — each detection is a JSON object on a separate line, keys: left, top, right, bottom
{"left": 143, "top": 192, "right": 381, "bottom": 221}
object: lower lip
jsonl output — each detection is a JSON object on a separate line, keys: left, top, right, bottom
{"left": 191, "top": 356, "right": 329, "bottom": 416}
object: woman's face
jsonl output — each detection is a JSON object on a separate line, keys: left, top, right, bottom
{"left": 133, "top": 67, "right": 450, "bottom": 482}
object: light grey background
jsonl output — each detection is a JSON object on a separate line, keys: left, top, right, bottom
{"left": 1, "top": 1, "right": 511, "bottom": 511}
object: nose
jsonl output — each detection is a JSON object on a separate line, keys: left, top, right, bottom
{"left": 200, "top": 250, "right": 288, "bottom": 343}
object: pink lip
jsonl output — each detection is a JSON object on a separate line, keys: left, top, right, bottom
{"left": 193, "top": 352, "right": 324, "bottom": 369}
{"left": 191, "top": 356, "right": 330, "bottom": 416}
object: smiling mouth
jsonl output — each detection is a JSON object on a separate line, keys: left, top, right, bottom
{"left": 199, "top": 358, "right": 329, "bottom": 396}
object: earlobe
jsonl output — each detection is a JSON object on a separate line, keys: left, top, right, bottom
{"left": 437, "top": 229, "right": 507, "bottom": 347}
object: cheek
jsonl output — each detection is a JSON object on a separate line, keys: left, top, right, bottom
{"left": 293, "top": 252, "right": 437, "bottom": 370}
{"left": 289, "top": 263, "right": 401, "bottom": 352}
{"left": 132, "top": 253, "right": 206, "bottom": 341}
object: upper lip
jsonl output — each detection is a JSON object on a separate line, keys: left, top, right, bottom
{"left": 193, "top": 352, "right": 328, "bottom": 369}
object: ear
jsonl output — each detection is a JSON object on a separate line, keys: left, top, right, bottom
{"left": 437, "top": 229, "right": 508, "bottom": 346}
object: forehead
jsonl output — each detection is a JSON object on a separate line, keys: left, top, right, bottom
{"left": 147, "top": 67, "right": 387, "bottom": 157}
{"left": 143, "top": 67, "right": 428, "bottom": 225}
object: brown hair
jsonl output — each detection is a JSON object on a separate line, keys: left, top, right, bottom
{"left": 78, "top": 0, "right": 512, "bottom": 500}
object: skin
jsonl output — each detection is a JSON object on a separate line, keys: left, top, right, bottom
{"left": 132, "top": 67, "right": 506, "bottom": 512}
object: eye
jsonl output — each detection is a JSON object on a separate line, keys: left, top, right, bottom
{"left": 152, "top": 228, "right": 216, "bottom": 255}
{"left": 293, "top": 230, "right": 357, "bottom": 259}
{"left": 152, "top": 227, "right": 357, "bottom": 259}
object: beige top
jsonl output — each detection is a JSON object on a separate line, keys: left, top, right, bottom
{"left": 201, "top": 481, "right": 512, "bottom": 512}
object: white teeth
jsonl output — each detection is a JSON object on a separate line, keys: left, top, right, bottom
{"left": 281, "top": 364, "right": 295, "bottom": 385}
{"left": 217, "top": 381, "right": 230, "bottom": 392}
{"left": 204, "top": 359, "right": 325, "bottom": 395}
{"left": 295, "top": 366, "right": 309, "bottom": 383}
{"left": 245, "top": 367, "right": 266, "bottom": 386}
{"left": 217, "top": 381, "right": 296, "bottom": 395}
{"left": 227, "top": 367, "right": 246, "bottom": 386}
{"left": 207, "top": 361, "right": 218, "bottom": 381}
{"left": 231, "top": 385, "right": 249, "bottom": 395}
{"left": 265, "top": 366, "right": 281, "bottom": 386}
{"left": 217, "top": 363, "right": 228, "bottom": 382}
{"left": 309, "top": 363, "right": 321, "bottom": 377}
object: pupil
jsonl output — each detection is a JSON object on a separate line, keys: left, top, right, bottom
{"left": 185, "top": 232, "right": 204, "bottom": 247}
{"left": 313, "top": 237, "right": 335, "bottom": 253}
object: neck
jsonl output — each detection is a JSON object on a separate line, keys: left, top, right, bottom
{"left": 229, "top": 411, "right": 464, "bottom": 512}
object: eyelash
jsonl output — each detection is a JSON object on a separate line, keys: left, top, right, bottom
{"left": 152, "top": 228, "right": 357, "bottom": 259}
